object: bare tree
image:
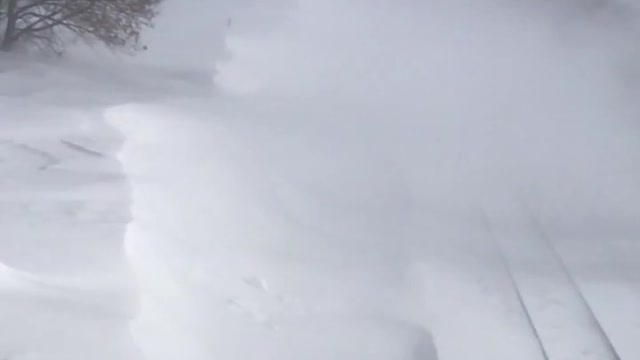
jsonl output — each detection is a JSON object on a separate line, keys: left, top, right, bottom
{"left": 0, "top": 0, "right": 162, "bottom": 53}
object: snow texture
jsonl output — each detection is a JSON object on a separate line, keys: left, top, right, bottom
{"left": 2, "top": 0, "right": 640, "bottom": 360}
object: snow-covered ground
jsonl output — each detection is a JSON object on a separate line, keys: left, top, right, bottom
{"left": 0, "top": 54, "right": 212, "bottom": 359}
{"left": 2, "top": 1, "right": 640, "bottom": 359}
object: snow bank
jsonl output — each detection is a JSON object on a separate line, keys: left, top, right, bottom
{"left": 106, "top": 101, "right": 437, "bottom": 360}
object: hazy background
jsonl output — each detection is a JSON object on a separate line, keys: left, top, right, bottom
{"left": 208, "top": 0, "right": 640, "bottom": 229}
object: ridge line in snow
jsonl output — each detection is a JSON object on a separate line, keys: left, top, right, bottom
{"left": 479, "top": 208, "right": 550, "bottom": 360}
{"left": 519, "top": 200, "right": 622, "bottom": 360}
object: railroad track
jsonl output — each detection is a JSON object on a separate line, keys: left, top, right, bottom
{"left": 480, "top": 205, "right": 621, "bottom": 360}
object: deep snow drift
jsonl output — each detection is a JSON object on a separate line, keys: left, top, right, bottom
{"left": 3, "top": 0, "right": 640, "bottom": 359}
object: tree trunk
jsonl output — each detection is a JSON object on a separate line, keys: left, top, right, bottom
{"left": 1, "top": 0, "right": 18, "bottom": 50}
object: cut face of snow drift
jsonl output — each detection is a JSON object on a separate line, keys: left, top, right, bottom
{"left": 107, "top": 103, "right": 436, "bottom": 360}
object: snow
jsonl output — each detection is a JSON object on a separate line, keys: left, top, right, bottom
{"left": 2, "top": 0, "right": 640, "bottom": 359}
{"left": 105, "top": 100, "right": 437, "bottom": 360}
